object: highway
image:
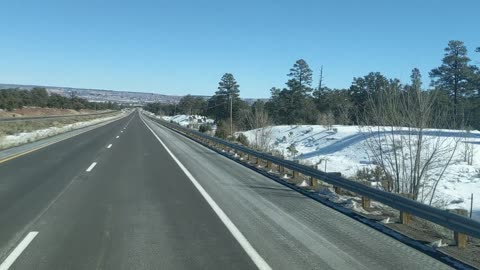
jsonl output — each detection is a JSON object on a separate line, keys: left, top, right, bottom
{"left": 0, "top": 111, "right": 453, "bottom": 270}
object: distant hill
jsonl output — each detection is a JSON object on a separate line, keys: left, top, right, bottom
{"left": 0, "top": 83, "right": 266, "bottom": 105}
{"left": 0, "top": 83, "right": 195, "bottom": 105}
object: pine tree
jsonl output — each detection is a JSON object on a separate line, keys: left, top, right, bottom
{"left": 265, "top": 60, "right": 318, "bottom": 124}
{"left": 349, "top": 72, "right": 389, "bottom": 123}
{"left": 410, "top": 68, "right": 422, "bottom": 92}
{"left": 178, "top": 95, "right": 196, "bottom": 115}
{"left": 207, "top": 73, "right": 244, "bottom": 121}
{"left": 287, "top": 59, "right": 313, "bottom": 94}
{"left": 30, "top": 87, "right": 49, "bottom": 107}
{"left": 429, "top": 40, "right": 475, "bottom": 116}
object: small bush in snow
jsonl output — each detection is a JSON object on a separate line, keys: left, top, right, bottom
{"left": 355, "top": 166, "right": 393, "bottom": 191}
{"left": 287, "top": 143, "right": 298, "bottom": 158}
{"left": 215, "top": 128, "right": 228, "bottom": 139}
{"left": 199, "top": 124, "right": 212, "bottom": 133}
{"left": 236, "top": 133, "right": 249, "bottom": 146}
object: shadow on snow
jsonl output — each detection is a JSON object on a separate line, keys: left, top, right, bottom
{"left": 296, "top": 129, "right": 480, "bottom": 160}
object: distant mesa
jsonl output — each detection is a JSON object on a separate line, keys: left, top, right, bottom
{"left": 0, "top": 83, "right": 265, "bottom": 105}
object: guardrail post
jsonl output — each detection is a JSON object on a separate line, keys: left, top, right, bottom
{"left": 308, "top": 177, "right": 319, "bottom": 190}
{"left": 361, "top": 197, "right": 371, "bottom": 210}
{"left": 292, "top": 171, "right": 300, "bottom": 182}
{"left": 267, "top": 160, "right": 273, "bottom": 170}
{"left": 454, "top": 232, "right": 467, "bottom": 249}
{"left": 448, "top": 209, "right": 469, "bottom": 248}
{"left": 400, "top": 211, "right": 411, "bottom": 225}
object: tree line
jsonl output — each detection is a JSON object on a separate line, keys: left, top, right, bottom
{"left": 146, "top": 40, "right": 480, "bottom": 131}
{"left": 0, "top": 87, "right": 121, "bottom": 111}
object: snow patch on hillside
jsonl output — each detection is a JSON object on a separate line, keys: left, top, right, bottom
{"left": 162, "top": 114, "right": 214, "bottom": 126}
{"left": 240, "top": 125, "right": 480, "bottom": 215}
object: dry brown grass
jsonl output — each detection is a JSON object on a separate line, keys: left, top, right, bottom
{"left": 0, "top": 107, "right": 108, "bottom": 118}
{"left": 0, "top": 114, "right": 115, "bottom": 135}
{"left": 0, "top": 112, "right": 120, "bottom": 149}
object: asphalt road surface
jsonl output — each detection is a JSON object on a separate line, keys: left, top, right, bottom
{"left": 0, "top": 111, "right": 453, "bottom": 270}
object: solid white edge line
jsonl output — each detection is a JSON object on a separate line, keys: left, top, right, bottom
{"left": 86, "top": 162, "right": 97, "bottom": 172}
{"left": 0, "top": 231, "right": 38, "bottom": 270}
{"left": 107, "top": 144, "right": 112, "bottom": 149}
{"left": 141, "top": 116, "right": 271, "bottom": 270}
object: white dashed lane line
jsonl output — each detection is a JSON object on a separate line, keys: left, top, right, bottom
{"left": 86, "top": 162, "right": 97, "bottom": 172}
{"left": 107, "top": 144, "right": 112, "bottom": 149}
{"left": 0, "top": 231, "right": 39, "bottom": 270}
{"left": 116, "top": 136, "right": 119, "bottom": 139}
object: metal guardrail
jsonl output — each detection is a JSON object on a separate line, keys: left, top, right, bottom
{"left": 148, "top": 115, "right": 480, "bottom": 242}
{"left": 0, "top": 110, "right": 116, "bottom": 122}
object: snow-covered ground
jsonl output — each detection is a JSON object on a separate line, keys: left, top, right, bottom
{"left": 0, "top": 112, "right": 126, "bottom": 150}
{"left": 162, "top": 114, "right": 214, "bottom": 127}
{"left": 240, "top": 125, "right": 480, "bottom": 216}
{"left": 141, "top": 111, "right": 215, "bottom": 127}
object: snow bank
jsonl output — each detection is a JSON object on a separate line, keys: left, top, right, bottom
{"left": 0, "top": 112, "right": 125, "bottom": 149}
{"left": 240, "top": 125, "right": 480, "bottom": 213}
{"left": 162, "top": 114, "right": 214, "bottom": 127}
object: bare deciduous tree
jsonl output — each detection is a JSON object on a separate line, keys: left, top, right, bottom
{"left": 316, "top": 112, "right": 334, "bottom": 130}
{"left": 360, "top": 71, "right": 460, "bottom": 204}
{"left": 240, "top": 103, "right": 272, "bottom": 152}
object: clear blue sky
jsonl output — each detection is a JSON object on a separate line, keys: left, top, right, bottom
{"left": 0, "top": 0, "right": 479, "bottom": 98}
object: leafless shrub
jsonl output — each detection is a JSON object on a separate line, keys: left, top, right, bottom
{"left": 360, "top": 81, "right": 460, "bottom": 204}
{"left": 241, "top": 103, "right": 272, "bottom": 152}
{"left": 316, "top": 112, "right": 334, "bottom": 130}
{"left": 462, "top": 129, "right": 474, "bottom": 165}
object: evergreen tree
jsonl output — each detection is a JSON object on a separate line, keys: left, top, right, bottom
{"left": 30, "top": 87, "right": 49, "bottom": 107}
{"left": 207, "top": 73, "right": 245, "bottom": 121}
{"left": 410, "top": 68, "right": 422, "bottom": 92}
{"left": 178, "top": 95, "right": 195, "bottom": 115}
{"left": 178, "top": 95, "right": 207, "bottom": 115}
{"left": 287, "top": 59, "right": 313, "bottom": 94}
{"left": 349, "top": 72, "right": 389, "bottom": 123}
{"left": 429, "top": 40, "right": 475, "bottom": 117}
{"left": 265, "top": 60, "right": 317, "bottom": 124}
{"left": 0, "top": 87, "right": 121, "bottom": 111}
